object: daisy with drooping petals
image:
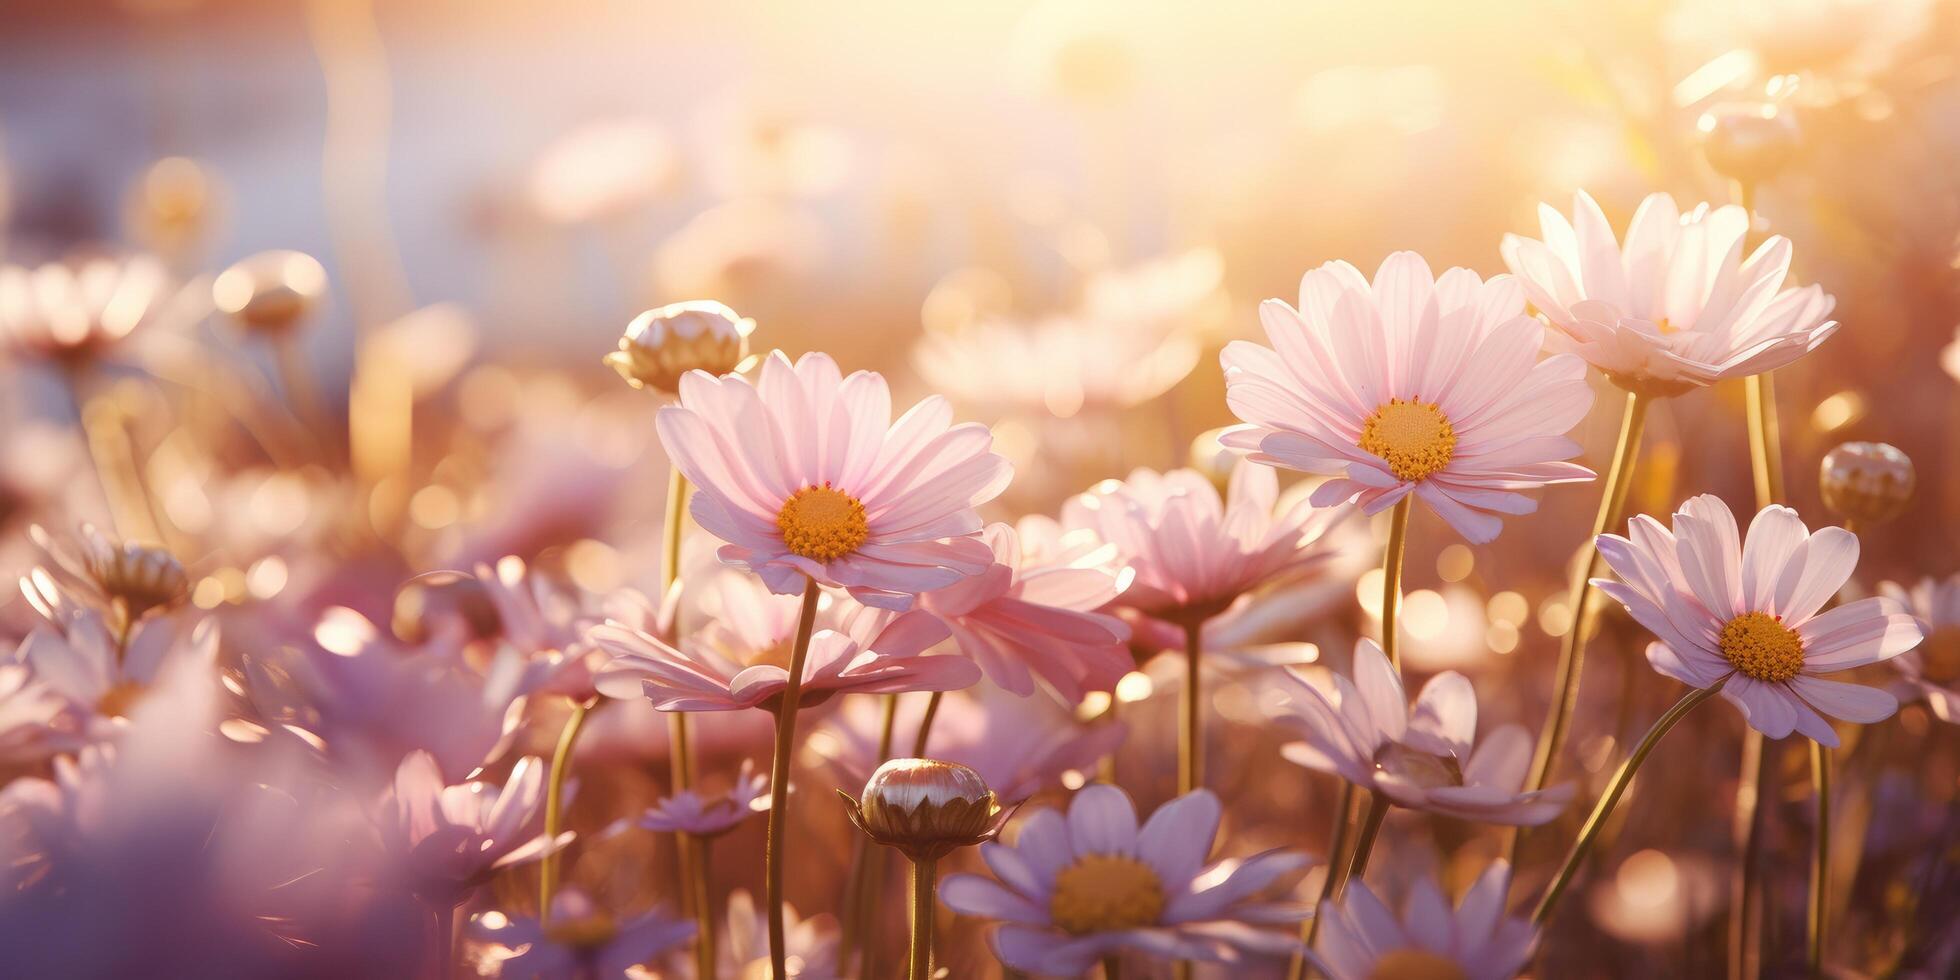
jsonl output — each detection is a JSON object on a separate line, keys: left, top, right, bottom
{"left": 938, "top": 785, "right": 1308, "bottom": 976}
{"left": 1593, "top": 495, "right": 1924, "bottom": 745}
{"left": 1271, "top": 639, "right": 1576, "bottom": 826}
{"left": 1878, "top": 575, "right": 1959, "bottom": 722}
{"left": 590, "top": 590, "right": 977, "bottom": 713}
{"left": 1221, "top": 251, "right": 1597, "bottom": 544}
{"left": 1063, "top": 457, "right": 1343, "bottom": 626}
{"left": 632, "top": 758, "right": 770, "bottom": 837}
{"left": 656, "top": 349, "right": 1012, "bottom": 610}
{"left": 1501, "top": 191, "right": 1837, "bottom": 393}
{"left": 919, "top": 518, "right": 1132, "bottom": 704}
{"left": 1307, "top": 862, "right": 1537, "bottom": 980}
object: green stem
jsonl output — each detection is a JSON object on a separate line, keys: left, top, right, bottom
{"left": 1179, "top": 618, "right": 1206, "bottom": 795}
{"left": 765, "top": 578, "right": 822, "bottom": 979}
{"left": 1808, "top": 741, "right": 1831, "bottom": 976}
{"left": 1508, "top": 389, "right": 1649, "bottom": 867}
{"left": 908, "top": 857, "right": 938, "bottom": 980}
{"left": 1379, "top": 497, "right": 1412, "bottom": 671}
{"left": 538, "top": 698, "right": 591, "bottom": 921}
{"left": 840, "top": 696, "right": 901, "bottom": 970}
{"left": 1293, "top": 781, "right": 1357, "bottom": 980}
{"left": 1103, "top": 955, "right": 1121, "bottom": 979}
{"left": 910, "top": 690, "right": 944, "bottom": 758}
{"left": 692, "top": 836, "right": 716, "bottom": 980}
{"left": 1340, "top": 792, "right": 1391, "bottom": 892}
{"left": 1730, "top": 730, "right": 1768, "bottom": 980}
{"left": 1534, "top": 682, "right": 1723, "bottom": 925}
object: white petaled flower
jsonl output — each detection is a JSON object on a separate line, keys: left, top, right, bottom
{"left": 604, "top": 299, "right": 753, "bottom": 394}
{"left": 1270, "top": 639, "right": 1574, "bottom": 826}
{"left": 1501, "top": 191, "right": 1837, "bottom": 392}
{"left": 1309, "top": 862, "right": 1537, "bottom": 980}
{"left": 657, "top": 350, "right": 1012, "bottom": 610}
{"left": 1593, "top": 495, "right": 1924, "bottom": 745}
{"left": 1221, "top": 252, "right": 1596, "bottom": 544}
{"left": 1877, "top": 575, "right": 1959, "bottom": 723}
{"left": 938, "top": 784, "right": 1308, "bottom": 975}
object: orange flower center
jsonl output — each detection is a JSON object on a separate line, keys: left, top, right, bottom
{"left": 776, "top": 484, "right": 868, "bottom": 562}
{"left": 1718, "top": 611, "right": 1805, "bottom": 683}
{"left": 1920, "top": 627, "right": 1960, "bottom": 685}
{"left": 1048, "top": 854, "right": 1165, "bottom": 934}
{"left": 1359, "top": 399, "right": 1456, "bottom": 482}
{"left": 1369, "top": 949, "right": 1470, "bottom": 980}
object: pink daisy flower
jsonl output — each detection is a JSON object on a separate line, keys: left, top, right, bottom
{"left": 1220, "top": 252, "right": 1596, "bottom": 544}
{"left": 1501, "top": 191, "right": 1838, "bottom": 392}
{"left": 938, "top": 785, "right": 1308, "bottom": 975}
{"left": 468, "top": 889, "right": 695, "bottom": 978}
{"left": 1878, "top": 575, "right": 1959, "bottom": 722}
{"left": 376, "top": 750, "right": 565, "bottom": 909}
{"left": 590, "top": 591, "right": 978, "bottom": 713}
{"left": 1592, "top": 495, "right": 1925, "bottom": 746}
{"left": 656, "top": 349, "right": 1012, "bottom": 610}
{"left": 919, "top": 518, "right": 1133, "bottom": 704}
{"left": 1308, "top": 862, "right": 1537, "bottom": 980}
{"left": 1271, "top": 639, "right": 1575, "bottom": 826}
{"left": 698, "top": 888, "right": 841, "bottom": 979}
{"left": 471, "top": 556, "right": 609, "bottom": 702}
{"left": 1062, "top": 457, "right": 1344, "bottom": 626}
{"left": 632, "top": 758, "right": 770, "bottom": 837}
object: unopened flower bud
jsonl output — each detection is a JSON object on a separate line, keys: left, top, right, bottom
{"left": 213, "top": 250, "right": 327, "bottom": 336}
{"left": 841, "top": 758, "right": 1011, "bottom": 861}
{"left": 54, "top": 525, "right": 189, "bottom": 622}
{"left": 604, "top": 300, "right": 753, "bottom": 394}
{"left": 1697, "top": 103, "right": 1801, "bottom": 187}
{"left": 1819, "top": 441, "right": 1913, "bottom": 528}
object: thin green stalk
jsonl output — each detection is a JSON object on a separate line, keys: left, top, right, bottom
{"left": 1808, "top": 741, "right": 1831, "bottom": 976}
{"left": 1292, "top": 782, "right": 1356, "bottom": 980}
{"left": 691, "top": 835, "right": 716, "bottom": 980}
{"left": 1102, "top": 956, "right": 1121, "bottom": 979}
{"left": 908, "top": 857, "right": 938, "bottom": 980}
{"left": 1507, "top": 388, "right": 1649, "bottom": 866}
{"left": 764, "top": 578, "right": 822, "bottom": 978}
{"left": 538, "top": 698, "right": 591, "bottom": 921}
{"left": 1379, "top": 497, "right": 1412, "bottom": 671}
{"left": 839, "top": 696, "right": 901, "bottom": 970}
{"left": 1179, "top": 618, "right": 1206, "bottom": 795}
{"left": 910, "top": 690, "right": 945, "bottom": 758}
{"left": 1730, "top": 730, "right": 1768, "bottom": 980}
{"left": 1340, "top": 792, "right": 1391, "bottom": 890}
{"left": 1534, "top": 682, "right": 1723, "bottom": 925}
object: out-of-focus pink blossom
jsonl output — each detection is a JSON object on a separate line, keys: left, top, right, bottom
{"left": 375, "top": 750, "right": 563, "bottom": 909}
{"left": 1878, "top": 575, "right": 1959, "bottom": 722}
{"left": 468, "top": 888, "right": 694, "bottom": 978}
{"left": 1308, "top": 861, "right": 1536, "bottom": 980}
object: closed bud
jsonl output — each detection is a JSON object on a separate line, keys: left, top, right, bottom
{"left": 604, "top": 300, "right": 753, "bottom": 394}
{"left": 841, "top": 758, "right": 1012, "bottom": 861}
{"left": 1697, "top": 103, "right": 1801, "bottom": 187}
{"left": 213, "top": 250, "right": 328, "bottom": 336}
{"left": 33, "top": 524, "right": 190, "bottom": 624}
{"left": 1819, "top": 441, "right": 1913, "bottom": 528}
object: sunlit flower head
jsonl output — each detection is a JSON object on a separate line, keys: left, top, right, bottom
{"left": 0, "top": 257, "right": 166, "bottom": 368}
{"left": 1878, "top": 576, "right": 1959, "bottom": 723}
{"left": 470, "top": 556, "right": 611, "bottom": 702}
{"left": 633, "top": 758, "right": 769, "bottom": 837}
{"left": 591, "top": 590, "right": 977, "bottom": 713}
{"left": 919, "top": 519, "right": 1132, "bottom": 704}
{"left": 29, "top": 524, "right": 188, "bottom": 629}
{"left": 1063, "top": 456, "right": 1344, "bottom": 625}
{"left": 15, "top": 612, "right": 216, "bottom": 734}
{"left": 1308, "top": 862, "right": 1536, "bottom": 980}
{"left": 604, "top": 299, "right": 754, "bottom": 395}
{"left": 938, "top": 785, "right": 1307, "bottom": 975}
{"left": 376, "top": 750, "right": 562, "bottom": 908}
{"left": 1593, "top": 495, "right": 1924, "bottom": 746}
{"left": 1271, "top": 639, "right": 1575, "bottom": 825}
{"left": 1501, "top": 192, "right": 1837, "bottom": 393}
{"left": 657, "top": 350, "right": 1011, "bottom": 610}
{"left": 913, "top": 311, "right": 1202, "bottom": 419}
{"left": 843, "top": 757, "right": 1012, "bottom": 860}
{"left": 468, "top": 888, "right": 694, "bottom": 978}
{"left": 701, "top": 888, "right": 840, "bottom": 979}
{"left": 1222, "top": 252, "right": 1596, "bottom": 544}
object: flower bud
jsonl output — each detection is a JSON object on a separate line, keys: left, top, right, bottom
{"left": 1697, "top": 103, "right": 1801, "bottom": 187}
{"left": 841, "top": 758, "right": 1012, "bottom": 861}
{"left": 392, "top": 570, "right": 503, "bottom": 646}
{"left": 213, "top": 250, "right": 328, "bottom": 336}
{"left": 604, "top": 300, "right": 753, "bottom": 394}
{"left": 1819, "top": 441, "right": 1913, "bottom": 528}
{"left": 55, "top": 525, "right": 189, "bottom": 622}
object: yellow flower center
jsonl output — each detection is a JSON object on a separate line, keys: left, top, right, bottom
{"left": 776, "top": 484, "right": 868, "bottom": 562}
{"left": 1358, "top": 399, "right": 1456, "bottom": 483}
{"left": 1656, "top": 317, "right": 1681, "bottom": 336}
{"left": 1369, "top": 949, "right": 1470, "bottom": 980}
{"left": 1920, "top": 627, "right": 1960, "bottom": 686}
{"left": 1718, "top": 611, "right": 1806, "bottom": 683}
{"left": 1048, "top": 854, "right": 1166, "bottom": 934}
{"left": 96, "top": 680, "right": 146, "bottom": 719}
